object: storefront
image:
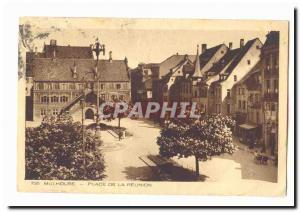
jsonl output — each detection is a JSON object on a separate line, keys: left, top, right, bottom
{"left": 238, "top": 123, "right": 262, "bottom": 148}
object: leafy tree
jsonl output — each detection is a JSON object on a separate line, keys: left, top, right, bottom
{"left": 156, "top": 114, "right": 237, "bottom": 177}
{"left": 18, "top": 24, "right": 53, "bottom": 79}
{"left": 25, "top": 113, "right": 105, "bottom": 180}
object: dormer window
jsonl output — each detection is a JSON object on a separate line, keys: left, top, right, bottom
{"left": 247, "top": 60, "right": 251, "bottom": 65}
{"left": 234, "top": 75, "right": 237, "bottom": 82}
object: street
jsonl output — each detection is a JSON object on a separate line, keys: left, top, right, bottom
{"left": 100, "top": 118, "right": 278, "bottom": 183}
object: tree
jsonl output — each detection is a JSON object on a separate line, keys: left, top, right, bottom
{"left": 18, "top": 24, "right": 53, "bottom": 79}
{"left": 156, "top": 114, "right": 237, "bottom": 177}
{"left": 25, "top": 113, "right": 105, "bottom": 180}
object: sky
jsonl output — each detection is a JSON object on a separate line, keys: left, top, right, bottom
{"left": 20, "top": 17, "right": 270, "bottom": 68}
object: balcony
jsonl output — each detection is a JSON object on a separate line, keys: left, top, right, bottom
{"left": 264, "top": 93, "right": 278, "bottom": 102}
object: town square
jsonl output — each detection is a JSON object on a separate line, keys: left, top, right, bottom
{"left": 20, "top": 18, "right": 280, "bottom": 184}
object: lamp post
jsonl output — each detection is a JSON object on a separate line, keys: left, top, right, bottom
{"left": 80, "top": 97, "right": 86, "bottom": 180}
{"left": 91, "top": 38, "right": 105, "bottom": 142}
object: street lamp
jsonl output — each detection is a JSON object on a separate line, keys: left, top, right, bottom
{"left": 80, "top": 97, "right": 86, "bottom": 179}
{"left": 91, "top": 38, "right": 105, "bottom": 142}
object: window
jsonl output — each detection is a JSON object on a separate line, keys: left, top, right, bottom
{"left": 69, "top": 83, "right": 75, "bottom": 90}
{"left": 266, "top": 57, "right": 271, "bottom": 70}
{"left": 271, "top": 103, "right": 276, "bottom": 111}
{"left": 40, "top": 109, "right": 47, "bottom": 116}
{"left": 247, "top": 60, "right": 251, "bottom": 65}
{"left": 256, "top": 112, "right": 260, "bottom": 123}
{"left": 227, "top": 89, "right": 231, "bottom": 98}
{"left": 238, "top": 100, "right": 242, "bottom": 109}
{"left": 234, "top": 75, "right": 237, "bottom": 82}
{"left": 37, "top": 83, "right": 44, "bottom": 90}
{"left": 274, "top": 79, "right": 278, "bottom": 93}
{"left": 61, "top": 83, "right": 68, "bottom": 90}
{"left": 256, "top": 45, "right": 260, "bottom": 49}
{"left": 242, "top": 101, "right": 246, "bottom": 109}
{"left": 53, "top": 83, "right": 59, "bottom": 90}
{"left": 194, "top": 90, "right": 197, "bottom": 98}
{"left": 60, "top": 96, "right": 68, "bottom": 102}
{"left": 100, "top": 84, "right": 105, "bottom": 89}
{"left": 50, "top": 96, "right": 59, "bottom": 102}
{"left": 52, "top": 109, "right": 58, "bottom": 115}
{"left": 111, "top": 95, "right": 116, "bottom": 101}
{"left": 241, "top": 88, "right": 245, "bottom": 95}
{"left": 249, "top": 94, "right": 253, "bottom": 102}
{"left": 274, "top": 54, "right": 279, "bottom": 69}
{"left": 101, "top": 94, "right": 106, "bottom": 100}
{"left": 266, "top": 80, "right": 270, "bottom": 93}
{"left": 119, "top": 95, "right": 124, "bottom": 100}
{"left": 77, "top": 83, "right": 84, "bottom": 90}
{"left": 41, "top": 96, "right": 49, "bottom": 103}
{"left": 116, "top": 84, "right": 121, "bottom": 90}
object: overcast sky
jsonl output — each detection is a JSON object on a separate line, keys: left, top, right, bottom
{"left": 20, "top": 17, "right": 269, "bottom": 68}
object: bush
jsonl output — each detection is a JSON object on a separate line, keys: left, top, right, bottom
{"left": 25, "top": 113, "right": 105, "bottom": 180}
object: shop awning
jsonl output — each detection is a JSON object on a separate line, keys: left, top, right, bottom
{"left": 239, "top": 123, "right": 258, "bottom": 130}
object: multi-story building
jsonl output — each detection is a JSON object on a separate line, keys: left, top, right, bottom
{"left": 26, "top": 40, "right": 131, "bottom": 121}
{"left": 153, "top": 44, "right": 228, "bottom": 105}
{"left": 130, "top": 63, "right": 159, "bottom": 102}
{"left": 208, "top": 38, "right": 263, "bottom": 115}
{"left": 233, "top": 62, "right": 263, "bottom": 146}
{"left": 25, "top": 39, "right": 95, "bottom": 121}
{"left": 261, "top": 31, "right": 279, "bottom": 155}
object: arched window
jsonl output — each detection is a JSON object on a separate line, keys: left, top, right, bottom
{"left": 51, "top": 96, "right": 59, "bottom": 102}
{"left": 60, "top": 96, "right": 68, "bottom": 102}
{"left": 41, "top": 96, "right": 49, "bottom": 103}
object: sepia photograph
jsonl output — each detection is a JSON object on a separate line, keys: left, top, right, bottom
{"left": 16, "top": 17, "right": 289, "bottom": 196}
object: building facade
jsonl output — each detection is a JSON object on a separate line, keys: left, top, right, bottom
{"left": 26, "top": 40, "right": 131, "bottom": 121}
{"left": 208, "top": 38, "right": 263, "bottom": 115}
{"left": 233, "top": 63, "right": 263, "bottom": 147}
{"left": 261, "top": 31, "right": 279, "bottom": 155}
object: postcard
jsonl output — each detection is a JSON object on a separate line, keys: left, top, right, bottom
{"left": 17, "top": 17, "right": 289, "bottom": 196}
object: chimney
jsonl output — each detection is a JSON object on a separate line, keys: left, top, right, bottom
{"left": 124, "top": 57, "right": 128, "bottom": 66}
{"left": 50, "top": 39, "right": 57, "bottom": 46}
{"left": 240, "top": 39, "right": 244, "bottom": 48}
{"left": 201, "top": 44, "right": 207, "bottom": 53}
{"left": 109, "top": 51, "right": 112, "bottom": 62}
{"left": 229, "top": 42, "right": 233, "bottom": 49}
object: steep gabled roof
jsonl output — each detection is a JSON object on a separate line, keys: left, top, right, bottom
{"left": 206, "top": 48, "right": 240, "bottom": 76}
{"left": 223, "top": 38, "right": 258, "bottom": 76}
{"left": 32, "top": 58, "right": 130, "bottom": 82}
{"left": 159, "top": 54, "right": 195, "bottom": 77}
{"left": 200, "top": 44, "right": 224, "bottom": 68}
{"left": 43, "top": 45, "right": 94, "bottom": 59}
